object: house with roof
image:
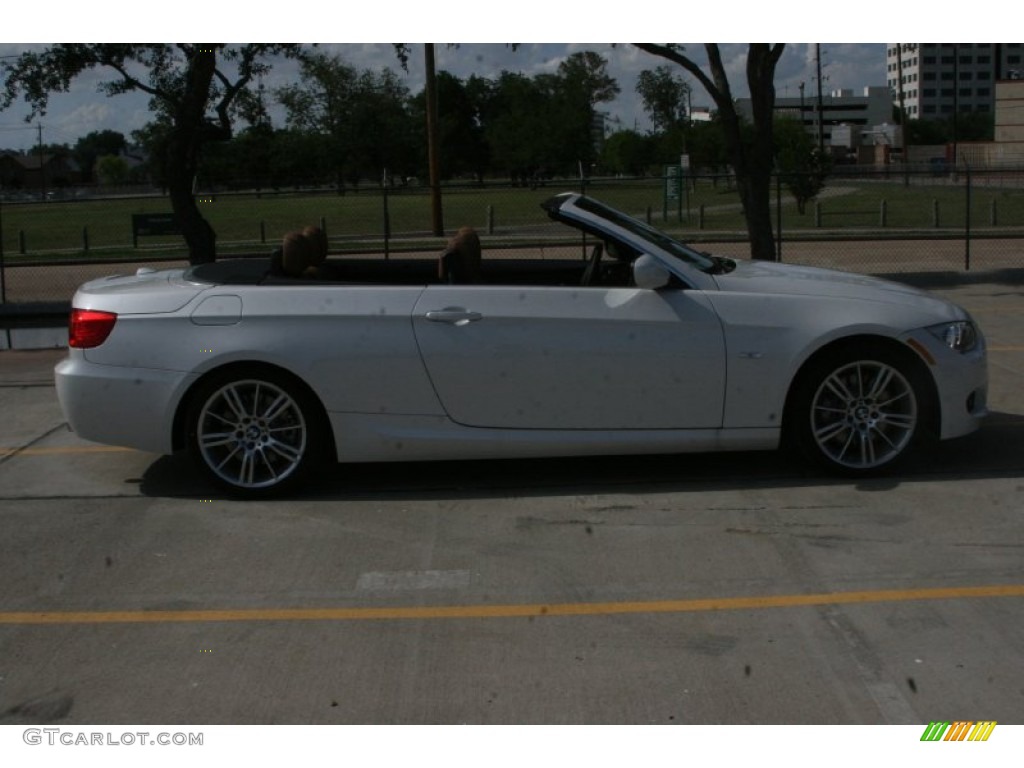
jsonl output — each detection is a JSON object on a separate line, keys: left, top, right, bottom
{"left": 0, "top": 150, "right": 82, "bottom": 193}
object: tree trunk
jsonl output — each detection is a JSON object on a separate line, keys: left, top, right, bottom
{"left": 166, "top": 147, "right": 216, "bottom": 265}
{"left": 168, "top": 47, "right": 222, "bottom": 265}
{"left": 694, "top": 44, "right": 782, "bottom": 261}
{"left": 736, "top": 168, "right": 776, "bottom": 260}
{"left": 742, "top": 45, "right": 781, "bottom": 261}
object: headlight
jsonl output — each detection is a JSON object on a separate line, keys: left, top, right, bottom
{"left": 927, "top": 321, "right": 978, "bottom": 353}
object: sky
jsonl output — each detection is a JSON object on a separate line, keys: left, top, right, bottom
{"left": 0, "top": 5, "right": 993, "bottom": 153}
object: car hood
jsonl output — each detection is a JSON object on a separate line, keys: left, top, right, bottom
{"left": 711, "top": 259, "right": 964, "bottom": 317}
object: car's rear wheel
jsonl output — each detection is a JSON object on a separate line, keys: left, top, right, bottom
{"left": 185, "top": 368, "right": 327, "bottom": 497}
{"left": 788, "top": 345, "right": 935, "bottom": 475}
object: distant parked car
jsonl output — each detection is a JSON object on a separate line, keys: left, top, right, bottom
{"left": 55, "top": 193, "right": 988, "bottom": 497}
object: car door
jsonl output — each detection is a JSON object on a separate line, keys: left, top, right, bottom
{"left": 412, "top": 284, "right": 727, "bottom": 430}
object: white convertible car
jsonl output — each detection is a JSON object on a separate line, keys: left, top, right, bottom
{"left": 55, "top": 193, "right": 988, "bottom": 497}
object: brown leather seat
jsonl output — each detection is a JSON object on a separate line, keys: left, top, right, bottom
{"left": 438, "top": 226, "right": 482, "bottom": 284}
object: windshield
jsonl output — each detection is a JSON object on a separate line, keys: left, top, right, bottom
{"left": 571, "top": 195, "right": 721, "bottom": 273}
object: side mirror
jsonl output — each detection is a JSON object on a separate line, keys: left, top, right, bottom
{"left": 632, "top": 254, "right": 672, "bottom": 290}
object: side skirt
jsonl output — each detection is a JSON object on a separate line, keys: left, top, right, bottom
{"left": 328, "top": 412, "right": 779, "bottom": 463}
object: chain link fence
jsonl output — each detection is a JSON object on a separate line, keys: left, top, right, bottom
{"left": 3, "top": 166, "right": 1024, "bottom": 306}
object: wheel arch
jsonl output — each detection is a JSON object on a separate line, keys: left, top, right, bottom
{"left": 171, "top": 360, "right": 336, "bottom": 458}
{"left": 781, "top": 334, "right": 941, "bottom": 445}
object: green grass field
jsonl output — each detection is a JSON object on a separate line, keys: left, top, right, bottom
{"left": 2, "top": 176, "right": 1024, "bottom": 262}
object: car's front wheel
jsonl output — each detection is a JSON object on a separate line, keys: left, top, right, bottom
{"left": 788, "top": 345, "right": 935, "bottom": 475}
{"left": 185, "top": 368, "right": 328, "bottom": 497}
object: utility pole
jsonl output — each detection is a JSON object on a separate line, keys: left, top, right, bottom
{"left": 36, "top": 122, "right": 46, "bottom": 201}
{"left": 424, "top": 44, "right": 444, "bottom": 236}
{"left": 815, "top": 44, "right": 825, "bottom": 155}
{"left": 952, "top": 43, "right": 959, "bottom": 167}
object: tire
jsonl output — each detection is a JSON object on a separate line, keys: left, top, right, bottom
{"left": 185, "top": 367, "right": 328, "bottom": 497}
{"left": 787, "top": 344, "right": 935, "bottom": 475}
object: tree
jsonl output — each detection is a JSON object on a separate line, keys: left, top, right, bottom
{"left": 2, "top": 44, "right": 302, "bottom": 263}
{"left": 557, "top": 51, "right": 620, "bottom": 108}
{"left": 685, "top": 118, "right": 730, "bottom": 173}
{"left": 483, "top": 72, "right": 552, "bottom": 182}
{"left": 96, "top": 153, "right": 130, "bottom": 186}
{"left": 346, "top": 68, "right": 416, "bottom": 184}
{"left": 600, "top": 129, "right": 654, "bottom": 176}
{"left": 556, "top": 51, "right": 620, "bottom": 172}
{"left": 906, "top": 114, "right": 995, "bottom": 145}
{"left": 634, "top": 44, "right": 785, "bottom": 260}
{"left": 636, "top": 66, "right": 690, "bottom": 134}
{"left": 276, "top": 51, "right": 358, "bottom": 190}
{"left": 409, "top": 71, "right": 489, "bottom": 181}
{"left": 72, "top": 129, "right": 127, "bottom": 184}
{"left": 277, "top": 52, "right": 416, "bottom": 190}
{"left": 774, "top": 117, "right": 829, "bottom": 214}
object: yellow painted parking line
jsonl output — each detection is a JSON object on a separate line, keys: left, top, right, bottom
{"left": 0, "top": 445, "right": 134, "bottom": 457}
{"left": 1, "top": 584, "right": 1021, "bottom": 626}
{"left": 988, "top": 345, "right": 1024, "bottom": 352}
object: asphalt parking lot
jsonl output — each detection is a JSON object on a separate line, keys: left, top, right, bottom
{"left": 0, "top": 274, "right": 1022, "bottom": 725}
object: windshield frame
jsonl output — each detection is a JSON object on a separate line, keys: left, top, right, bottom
{"left": 565, "top": 195, "right": 720, "bottom": 273}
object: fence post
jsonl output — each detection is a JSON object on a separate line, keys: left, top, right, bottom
{"left": 646, "top": 206, "right": 652, "bottom": 225}
{"left": 814, "top": 201, "right": 821, "bottom": 228}
{"left": 775, "top": 173, "right": 782, "bottom": 262}
{"left": 259, "top": 221, "right": 266, "bottom": 244}
{"left": 19, "top": 230, "right": 25, "bottom": 254}
{"left": 879, "top": 200, "right": 887, "bottom": 228}
{"left": 487, "top": 205, "right": 494, "bottom": 235}
{"left": 933, "top": 200, "right": 940, "bottom": 228}
{"left": 319, "top": 216, "right": 327, "bottom": 241}
{"left": 0, "top": 198, "right": 6, "bottom": 304}
{"left": 964, "top": 163, "right": 971, "bottom": 272}
{"left": 82, "top": 226, "right": 89, "bottom": 252}
{"left": 698, "top": 204, "right": 705, "bottom": 230}
{"left": 382, "top": 181, "right": 390, "bottom": 261}
{"left": 990, "top": 198, "right": 997, "bottom": 227}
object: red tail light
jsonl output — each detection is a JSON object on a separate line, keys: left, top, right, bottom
{"left": 69, "top": 309, "right": 118, "bottom": 348}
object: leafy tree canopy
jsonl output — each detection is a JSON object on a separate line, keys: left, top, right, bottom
{"left": 1, "top": 44, "right": 303, "bottom": 263}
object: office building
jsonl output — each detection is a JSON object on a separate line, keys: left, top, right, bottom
{"left": 886, "top": 43, "right": 1024, "bottom": 118}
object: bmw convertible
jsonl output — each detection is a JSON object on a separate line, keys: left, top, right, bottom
{"left": 55, "top": 193, "right": 988, "bottom": 497}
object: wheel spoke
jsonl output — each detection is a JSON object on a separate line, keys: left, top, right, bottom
{"left": 865, "top": 366, "right": 895, "bottom": 400}
{"left": 205, "top": 410, "right": 237, "bottom": 428}
{"left": 257, "top": 448, "right": 279, "bottom": 481}
{"left": 200, "top": 430, "right": 235, "bottom": 449}
{"left": 262, "top": 393, "right": 291, "bottom": 423}
{"left": 222, "top": 385, "right": 251, "bottom": 421}
{"left": 877, "top": 390, "right": 911, "bottom": 408}
{"left": 814, "top": 420, "right": 850, "bottom": 443}
{"left": 814, "top": 404, "right": 847, "bottom": 415}
{"left": 266, "top": 439, "right": 302, "bottom": 464}
{"left": 859, "top": 431, "right": 876, "bottom": 466}
{"left": 871, "top": 426, "right": 899, "bottom": 451}
{"left": 880, "top": 411, "right": 916, "bottom": 430}
{"left": 214, "top": 444, "right": 242, "bottom": 472}
{"left": 823, "top": 374, "right": 856, "bottom": 403}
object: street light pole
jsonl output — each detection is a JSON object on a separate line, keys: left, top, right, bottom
{"left": 424, "top": 44, "right": 444, "bottom": 237}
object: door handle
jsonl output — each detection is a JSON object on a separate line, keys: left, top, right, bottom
{"left": 425, "top": 308, "right": 483, "bottom": 326}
